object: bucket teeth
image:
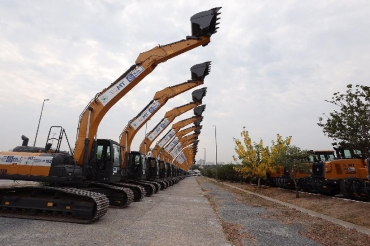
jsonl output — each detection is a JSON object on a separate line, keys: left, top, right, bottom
{"left": 190, "top": 61, "right": 211, "bottom": 81}
{"left": 194, "top": 117, "right": 203, "bottom": 126}
{"left": 192, "top": 87, "right": 207, "bottom": 102}
{"left": 194, "top": 128, "right": 201, "bottom": 134}
{"left": 193, "top": 105, "right": 206, "bottom": 116}
{"left": 190, "top": 7, "right": 222, "bottom": 37}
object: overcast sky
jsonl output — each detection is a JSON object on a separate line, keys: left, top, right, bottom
{"left": 1, "top": 0, "right": 369, "bottom": 165}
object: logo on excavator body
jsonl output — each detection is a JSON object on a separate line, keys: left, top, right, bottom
{"left": 126, "top": 74, "right": 135, "bottom": 82}
{"left": 344, "top": 163, "right": 356, "bottom": 174}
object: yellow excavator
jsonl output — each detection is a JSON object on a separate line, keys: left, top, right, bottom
{"left": 150, "top": 115, "right": 203, "bottom": 181}
{"left": 114, "top": 61, "right": 210, "bottom": 195}
{"left": 122, "top": 88, "right": 206, "bottom": 188}
{"left": 155, "top": 127, "right": 202, "bottom": 183}
{"left": 173, "top": 140, "right": 199, "bottom": 171}
{"left": 0, "top": 7, "right": 221, "bottom": 223}
{"left": 151, "top": 115, "right": 203, "bottom": 158}
{"left": 161, "top": 111, "right": 203, "bottom": 176}
{"left": 162, "top": 132, "right": 200, "bottom": 169}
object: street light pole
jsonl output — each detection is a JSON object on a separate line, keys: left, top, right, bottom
{"left": 213, "top": 125, "right": 218, "bottom": 180}
{"left": 33, "top": 99, "right": 49, "bottom": 146}
{"left": 203, "top": 147, "right": 206, "bottom": 166}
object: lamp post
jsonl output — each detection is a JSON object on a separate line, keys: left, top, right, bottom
{"left": 33, "top": 99, "right": 49, "bottom": 146}
{"left": 203, "top": 147, "right": 206, "bottom": 166}
{"left": 213, "top": 125, "right": 218, "bottom": 180}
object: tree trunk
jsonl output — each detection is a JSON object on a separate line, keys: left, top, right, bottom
{"left": 293, "top": 179, "right": 299, "bottom": 198}
{"left": 258, "top": 177, "right": 261, "bottom": 188}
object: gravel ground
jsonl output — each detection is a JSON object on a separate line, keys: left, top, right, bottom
{"left": 0, "top": 177, "right": 230, "bottom": 246}
{"left": 199, "top": 180, "right": 321, "bottom": 246}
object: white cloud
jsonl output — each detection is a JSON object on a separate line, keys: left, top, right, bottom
{"left": 0, "top": 0, "right": 369, "bottom": 165}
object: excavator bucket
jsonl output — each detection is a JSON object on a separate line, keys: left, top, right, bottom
{"left": 194, "top": 105, "right": 206, "bottom": 116}
{"left": 190, "top": 7, "right": 222, "bottom": 37}
{"left": 191, "top": 61, "right": 211, "bottom": 81}
{"left": 194, "top": 126, "right": 202, "bottom": 134}
{"left": 194, "top": 116, "right": 203, "bottom": 126}
{"left": 192, "top": 87, "right": 207, "bottom": 102}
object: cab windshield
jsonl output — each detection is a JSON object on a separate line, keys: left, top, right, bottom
{"left": 112, "top": 144, "right": 120, "bottom": 167}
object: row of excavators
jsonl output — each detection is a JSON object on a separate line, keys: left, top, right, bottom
{"left": 266, "top": 148, "right": 370, "bottom": 201}
{"left": 0, "top": 7, "right": 222, "bottom": 223}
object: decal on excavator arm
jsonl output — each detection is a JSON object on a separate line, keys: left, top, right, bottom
{"left": 171, "top": 143, "right": 183, "bottom": 157}
{"left": 158, "top": 129, "right": 176, "bottom": 148}
{"left": 98, "top": 65, "right": 145, "bottom": 106}
{"left": 148, "top": 118, "right": 170, "bottom": 141}
{"left": 165, "top": 137, "right": 179, "bottom": 152}
{"left": 131, "top": 100, "right": 161, "bottom": 129}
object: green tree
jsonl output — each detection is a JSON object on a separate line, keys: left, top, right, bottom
{"left": 318, "top": 84, "right": 370, "bottom": 157}
{"left": 217, "top": 164, "right": 240, "bottom": 181}
{"left": 190, "top": 164, "right": 200, "bottom": 170}
{"left": 272, "top": 144, "right": 311, "bottom": 198}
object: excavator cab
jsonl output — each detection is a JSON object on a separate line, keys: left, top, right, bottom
{"left": 126, "top": 151, "right": 147, "bottom": 180}
{"left": 147, "top": 157, "right": 159, "bottom": 180}
{"left": 158, "top": 160, "right": 166, "bottom": 179}
{"left": 91, "top": 139, "right": 121, "bottom": 182}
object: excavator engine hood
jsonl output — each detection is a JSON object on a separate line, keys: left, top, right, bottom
{"left": 190, "top": 7, "right": 221, "bottom": 37}
{"left": 194, "top": 116, "right": 203, "bottom": 126}
{"left": 192, "top": 87, "right": 207, "bottom": 103}
{"left": 194, "top": 105, "right": 206, "bottom": 116}
{"left": 191, "top": 61, "right": 211, "bottom": 81}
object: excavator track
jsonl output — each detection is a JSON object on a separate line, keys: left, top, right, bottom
{"left": 140, "top": 180, "right": 161, "bottom": 193}
{"left": 87, "top": 183, "right": 134, "bottom": 208}
{"left": 128, "top": 181, "right": 157, "bottom": 196}
{"left": 111, "top": 182, "right": 146, "bottom": 202}
{"left": 154, "top": 180, "right": 167, "bottom": 190}
{"left": 0, "top": 186, "right": 109, "bottom": 224}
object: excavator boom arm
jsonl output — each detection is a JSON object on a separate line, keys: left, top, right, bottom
{"left": 151, "top": 116, "right": 202, "bottom": 158}
{"left": 139, "top": 89, "right": 206, "bottom": 155}
{"left": 73, "top": 7, "right": 221, "bottom": 165}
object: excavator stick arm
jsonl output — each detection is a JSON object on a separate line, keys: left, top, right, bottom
{"left": 153, "top": 61, "right": 211, "bottom": 99}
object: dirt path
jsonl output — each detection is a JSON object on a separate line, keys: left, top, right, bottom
{"left": 197, "top": 177, "right": 370, "bottom": 246}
